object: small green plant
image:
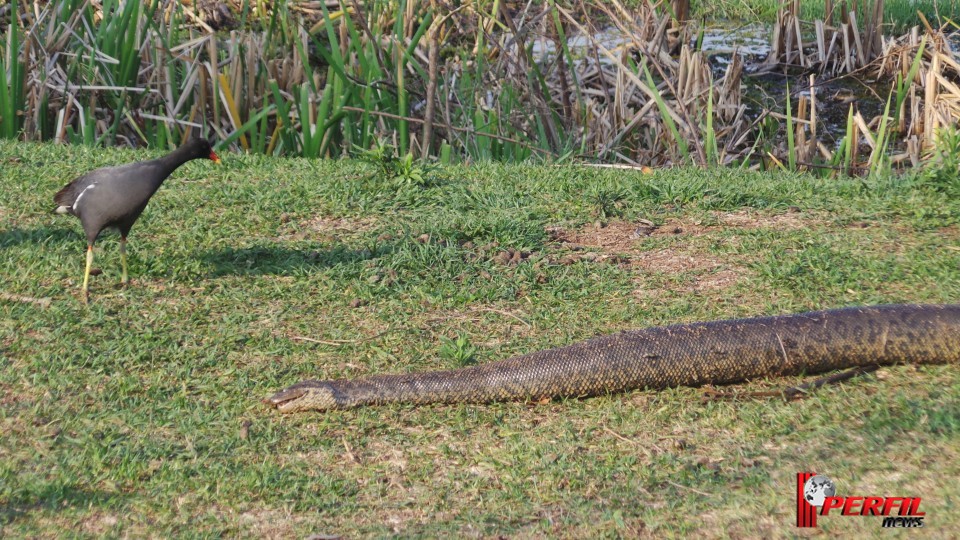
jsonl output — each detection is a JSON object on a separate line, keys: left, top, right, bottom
{"left": 439, "top": 333, "right": 477, "bottom": 367}
{"left": 355, "top": 139, "right": 437, "bottom": 186}
{"left": 394, "top": 152, "right": 429, "bottom": 186}
{"left": 917, "top": 126, "right": 960, "bottom": 196}
{"left": 587, "top": 184, "right": 628, "bottom": 220}
{"left": 356, "top": 139, "right": 400, "bottom": 179}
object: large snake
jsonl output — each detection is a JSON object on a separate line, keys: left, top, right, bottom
{"left": 267, "top": 304, "right": 960, "bottom": 413}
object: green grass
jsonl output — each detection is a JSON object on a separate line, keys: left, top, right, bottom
{"left": 1, "top": 140, "right": 959, "bottom": 537}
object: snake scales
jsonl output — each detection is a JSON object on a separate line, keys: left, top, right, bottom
{"left": 267, "top": 304, "right": 960, "bottom": 413}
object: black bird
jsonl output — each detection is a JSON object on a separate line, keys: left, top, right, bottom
{"left": 54, "top": 138, "right": 220, "bottom": 303}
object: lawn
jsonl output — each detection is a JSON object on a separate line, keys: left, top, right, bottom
{"left": 1, "top": 140, "right": 958, "bottom": 537}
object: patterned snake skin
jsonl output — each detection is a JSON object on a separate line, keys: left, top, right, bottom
{"left": 267, "top": 304, "right": 960, "bottom": 412}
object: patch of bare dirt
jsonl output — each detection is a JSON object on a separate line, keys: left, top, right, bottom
{"left": 547, "top": 221, "right": 749, "bottom": 295}
{"left": 548, "top": 221, "right": 656, "bottom": 252}
{"left": 233, "top": 507, "right": 311, "bottom": 539}
{"left": 686, "top": 268, "right": 743, "bottom": 292}
{"left": 937, "top": 225, "right": 960, "bottom": 239}
{"left": 0, "top": 383, "right": 31, "bottom": 407}
{"left": 459, "top": 240, "right": 542, "bottom": 268}
{"left": 631, "top": 248, "right": 721, "bottom": 274}
{"left": 79, "top": 512, "right": 120, "bottom": 536}
{"left": 632, "top": 249, "right": 745, "bottom": 295}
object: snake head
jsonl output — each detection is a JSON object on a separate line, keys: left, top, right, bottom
{"left": 265, "top": 380, "right": 341, "bottom": 413}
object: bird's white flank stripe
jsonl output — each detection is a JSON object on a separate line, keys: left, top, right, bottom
{"left": 73, "top": 183, "right": 96, "bottom": 210}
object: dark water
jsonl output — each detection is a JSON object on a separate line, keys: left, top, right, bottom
{"left": 700, "top": 24, "right": 888, "bottom": 144}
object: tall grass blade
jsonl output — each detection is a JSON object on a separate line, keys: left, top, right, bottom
{"left": 844, "top": 104, "right": 855, "bottom": 175}
{"left": 869, "top": 93, "right": 893, "bottom": 173}
{"left": 0, "top": 2, "right": 24, "bottom": 139}
{"left": 642, "top": 62, "right": 689, "bottom": 162}
{"left": 705, "top": 85, "right": 717, "bottom": 166}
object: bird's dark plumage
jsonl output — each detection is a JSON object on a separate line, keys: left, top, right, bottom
{"left": 54, "top": 138, "right": 220, "bottom": 302}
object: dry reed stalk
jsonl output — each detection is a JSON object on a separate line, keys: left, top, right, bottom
{"left": 796, "top": 95, "right": 809, "bottom": 165}
{"left": 5, "top": 0, "right": 958, "bottom": 173}
{"left": 808, "top": 74, "right": 817, "bottom": 159}
{"left": 421, "top": 9, "right": 439, "bottom": 159}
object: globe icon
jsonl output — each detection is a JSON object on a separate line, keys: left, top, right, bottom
{"left": 803, "top": 475, "right": 837, "bottom": 507}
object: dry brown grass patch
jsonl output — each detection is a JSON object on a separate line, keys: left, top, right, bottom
{"left": 234, "top": 507, "right": 310, "bottom": 540}
{"left": 711, "top": 209, "right": 812, "bottom": 230}
{"left": 282, "top": 215, "right": 379, "bottom": 242}
{"left": 937, "top": 225, "right": 960, "bottom": 239}
{"left": 653, "top": 209, "right": 815, "bottom": 236}
{"left": 78, "top": 512, "right": 121, "bottom": 537}
{"left": 552, "top": 210, "right": 814, "bottom": 249}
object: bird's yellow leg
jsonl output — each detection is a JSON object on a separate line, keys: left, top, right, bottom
{"left": 120, "top": 236, "right": 129, "bottom": 287}
{"left": 82, "top": 245, "right": 93, "bottom": 304}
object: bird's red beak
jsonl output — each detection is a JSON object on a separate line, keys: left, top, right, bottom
{"left": 209, "top": 151, "right": 221, "bottom": 163}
